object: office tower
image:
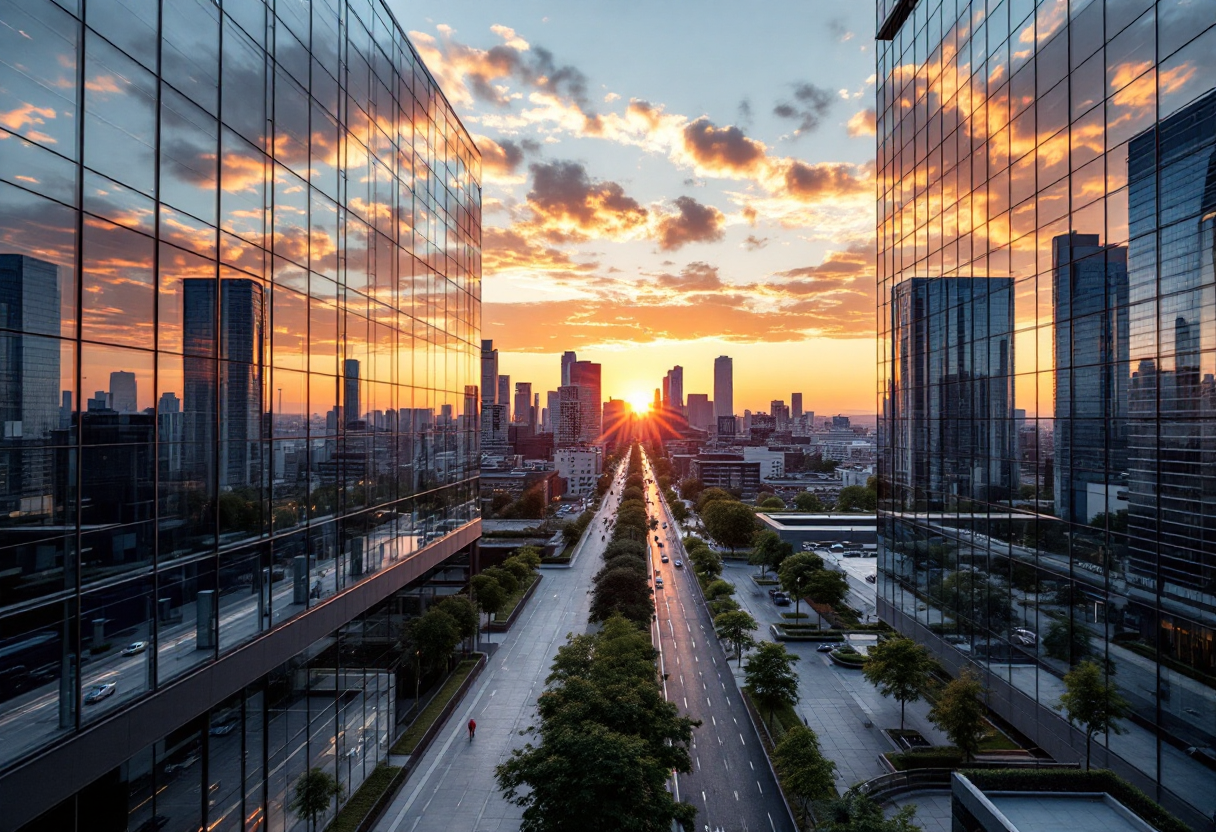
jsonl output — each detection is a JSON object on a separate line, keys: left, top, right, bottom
{"left": 0, "top": 255, "right": 61, "bottom": 519}
{"left": 1053, "top": 234, "right": 1128, "bottom": 524}
{"left": 686, "top": 393, "right": 713, "bottom": 430}
{"left": 665, "top": 365, "right": 684, "bottom": 409}
{"left": 513, "top": 382, "right": 532, "bottom": 426}
{"left": 876, "top": 4, "right": 1216, "bottom": 825}
{"left": 0, "top": 10, "right": 482, "bottom": 831}
{"left": 561, "top": 350, "right": 577, "bottom": 386}
{"left": 533, "top": 392, "right": 539, "bottom": 426}
{"left": 108, "top": 371, "right": 138, "bottom": 413}
{"left": 343, "top": 358, "right": 361, "bottom": 427}
{"left": 497, "top": 375, "right": 511, "bottom": 419}
{"left": 481, "top": 339, "right": 498, "bottom": 405}
{"left": 770, "top": 400, "right": 789, "bottom": 429}
{"left": 556, "top": 385, "right": 582, "bottom": 447}
{"left": 463, "top": 385, "right": 479, "bottom": 420}
{"left": 713, "top": 355, "right": 733, "bottom": 419}
{"left": 886, "top": 277, "right": 1015, "bottom": 505}
{"left": 570, "top": 360, "right": 601, "bottom": 443}
{"left": 183, "top": 277, "right": 265, "bottom": 488}
{"left": 791, "top": 393, "right": 802, "bottom": 420}
{"left": 601, "top": 399, "right": 631, "bottom": 453}
{"left": 545, "top": 390, "right": 559, "bottom": 433}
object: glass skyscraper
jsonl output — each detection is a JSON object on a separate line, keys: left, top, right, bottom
{"left": 0, "top": 0, "right": 481, "bottom": 829}
{"left": 876, "top": 1, "right": 1216, "bottom": 826}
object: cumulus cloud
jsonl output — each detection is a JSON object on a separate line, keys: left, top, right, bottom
{"left": 680, "top": 117, "right": 767, "bottom": 176}
{"left": 743, "top": 234, "right": 769, "bottom": 250}
{"left": 522, "top": 160, "right": 648, "bottom": 242}
{"left": 773, "top": 83, "right": 835, "bottom": 135}
{"left": 654, "top": 262, "right": 724, "bottom": 292}
{"left": 476, "top": 135, "right": 539, "bottom": 180}
{"left": 847, "top": 108, "right": 877, "bottom": 137}
{"left": 654, "top": 196, "right": 726, "bottom": 251}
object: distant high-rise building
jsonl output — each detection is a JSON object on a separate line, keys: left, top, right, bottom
{"left": 561, "top": 351, "right": 577, "bottom": 386}
{"left": 661, "top": 375, "right": 670, "bottom": 407}
{"left": 601, "top": 399, "right": 631, "bottom": 453}
{"left": 544, "top": 390, "right": 559, "bottom": 433}
{"left": 1053, "top": 233, "right": 1128, "bottom": 524}
{"left": 109, "top": 371, "right": 138, "bottom": 414}
{"left": 556, "top": 385, "right": 582, "bottom": 447}
{"left": 481, "top": 339, "right": 499, "bottom": 405}
{"left": 183, "top": 278, "right": 265, "bottom": 488}
{"left": 770, "top": 400, "right": 789, "bottom": 429}
{"left": 513, "top": 382, "right": 532, "bottom": 426}
{"left": 686, "top": 393, "right": 713, "bottom": 430}
{"left": 344, "top": 359, "right": 361, "bottom": 427}
{"left": 497, "top": 375, "right": 511, "bottom": 419}
{"left": 0, "top": 254, "right": 60, "bottom": 517}
{"left": 791, "top": 393, "right": 803, "bottom": 419}
{"left": 570, "top": 360, "right": 601, "bottom": 443}
{"left": 665, "top": 366, "right": 684, "bottom": 409}
{"left": 714, "top": 356, "right": 733, "bottom": 419}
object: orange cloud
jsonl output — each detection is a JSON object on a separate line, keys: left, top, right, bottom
{"left": 653, "top": 196, "right": 726, "bottom": 251}
{"left": 847, "top": 108, "right": 876, "bottom": 137}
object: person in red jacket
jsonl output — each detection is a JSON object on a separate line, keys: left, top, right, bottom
{"left": 467, "top": 718, "right": 476, "bottom": 740}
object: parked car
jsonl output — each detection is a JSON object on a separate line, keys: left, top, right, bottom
{"left": 1011, "top": 628, "right": 1038, "bottom": 646}
{"left": 209, "top": 722, "right": 237, "bottom": 737}
{"left": 816, "top": 643, "right": 838, "bottom": 653}
{"left": 84, "top": 682, "right": 117, "bottom": 704}
{"left": 830, "top": 543, "right": 845, "bottom": 551}
{"left": 121, "top": 641, "right": 148, "bottom": 656}
{"left": 772, "top": 593, "right": 791, "bottom": 606}
{"left": 865, "top": 574, "right": 877, "bottom": 584}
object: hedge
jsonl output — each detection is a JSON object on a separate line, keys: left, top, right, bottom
{"left": 328, "top": 764, "right": 401, "bottom": 832}
{"left": 960, "top": 769, "right": 1191, "bottom": 832}
{"left": 886, "top": 748, "right": 964, "bottom": 770}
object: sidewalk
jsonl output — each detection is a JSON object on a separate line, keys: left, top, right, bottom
{"left": 373, "top": 476, "right": 623, "bottom": 832}
{"left": 722, "top": 562, "right": 949, "bottom": 791}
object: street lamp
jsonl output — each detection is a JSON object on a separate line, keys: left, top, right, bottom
{"left": 414, "top": 650, "right": 421, "bottom": 718}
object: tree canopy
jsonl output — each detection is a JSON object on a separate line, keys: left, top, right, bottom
{"left": 702, "top": 500, "right": 758, "bottom": 553}
{"left": 928, "top": 667, "right": 987, "bottom": 762}
{"left": 714, "top": 610, "right": 758, "bottom": 668}
{"left": 862, "top": 637, "right": 933, "bottom": 730}
{"left": 1059, "top": 660, "right": 1130, "bottom": 770}
{"left": 750, "top": 530, "right": 793, "bottom": 577}
{"left": 793, "top": 491, "right": 826, "bottom": 512}
{"left": 745, "top": 641, "right": 801, "bottom": 732}
{"left": 773, "top": 725, "right": 837, "bottom": 826}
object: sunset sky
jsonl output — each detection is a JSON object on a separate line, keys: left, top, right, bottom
{"left": 397, "top": 1, "right": 879, "bottom": 415}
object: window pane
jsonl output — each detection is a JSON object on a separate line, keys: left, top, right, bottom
{"left": 0, "top": 0, "right": 80, "bottom": 155}
{"left": 81, "top": 217, "right": 155, "bottom": 348}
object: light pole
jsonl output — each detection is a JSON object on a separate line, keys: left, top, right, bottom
{"left": 414, "top": 650, "right": 421, "bottom": 718}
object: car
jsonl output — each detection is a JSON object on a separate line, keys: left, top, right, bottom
{"left": 655, "top": 577, "right": 664, "bottom": 588}
{"left": 657, "top": 541, "right": 664, "bottom": 548}
{"left": 843, "top": 551, "right": 863, "bottom": 557}
{"left": 84, "top": 682, "right": 117, "bottom": 704}
{"left": 1011, "top": 628, "right": 1038, "bottom": 646}
{"left": 121, "top": 641, "right": 148, "bottom": 656}
{"left": 674, "top": 560, "right": 683, "bottom": 568}
{"left": 1187, "top": 746, "right": 1216, "bottom": 769}
{"left": 816, "top": 643, "right": 838, "bottom": 653}
{"left": 209, "top": 722, "right": 237, "bottom": 737}
{"left": 865, "top": 574, "right": 877, "bottom": 584}
{"left": 661, "top": 555, "right": 669, "bottom": 563}
{"left": 830, "top": 543, "right": 845, "bottom": 551}
{"left": 661, "top": 522, "right": 667, "bottom": 529}
{"left": 772, "top": 593, "right": 791, "bottom": 606}
{"left": 654, "top": 535, "right": 660, "bottom": 541}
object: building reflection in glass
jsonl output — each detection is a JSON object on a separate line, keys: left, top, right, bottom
{"left": 876, "top": 2, "right": 1216, "bottom": 825}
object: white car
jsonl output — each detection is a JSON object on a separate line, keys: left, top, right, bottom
{"left": 1011, "top": 628, "right": 1038, "bottom": 646}
{"left": 84, "top": 682, "right": 117, "bottom": 704}
{"left": 121, "top": 641, "right": 148, "bottom": 656}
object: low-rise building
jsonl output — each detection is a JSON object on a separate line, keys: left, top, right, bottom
{"left": 555, "top": 447, "right": 603, "bottom": 496}
{"left": 689, "top": 454, "right": 762, "bottom": 499}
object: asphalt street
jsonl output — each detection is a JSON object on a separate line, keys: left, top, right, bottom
{"left": 643, "top": 454, "right": 795, "bottom": 832}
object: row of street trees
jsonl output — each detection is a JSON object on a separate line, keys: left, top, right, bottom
{"left": 590, "top": 445, "right": 657, "bottom": 627}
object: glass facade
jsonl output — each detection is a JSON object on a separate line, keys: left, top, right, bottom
{"left": 876, "top": 0, "right": 1216, "bottom": 825}
{"left": 0, "top": 0, "right": 481, "bottom": 825}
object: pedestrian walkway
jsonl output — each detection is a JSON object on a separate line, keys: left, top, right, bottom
{"left": 722, "top": 562, "right": 948, "bottom": 791}
{"left": 374, "top": 475, "right": 624, "bottom": 832}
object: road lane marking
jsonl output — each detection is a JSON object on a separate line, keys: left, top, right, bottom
{"left": 734, "top": 790, "right": 739, "bottom": 801}
{"left": 757, "top": 781, "right": 763, "bottom": 794}
{"left": 739, "top": 733, "right": 746, "bottom": 745}
{"left": 711, "top": 715, "right": 716, "bottom": 726}
{"left": 749, "top": 761, "right": 754, "bottom": 771}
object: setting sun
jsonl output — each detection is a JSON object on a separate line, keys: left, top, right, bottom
{"left": 626, "top": 392, "right": 652, "bottom": 414}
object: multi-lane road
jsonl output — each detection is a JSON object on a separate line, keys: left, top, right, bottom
{"left": 642, "top": 454, "right": 794, "bottom": 832}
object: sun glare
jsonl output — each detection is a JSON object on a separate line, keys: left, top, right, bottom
{"left": 627, "top": 392, "right": 651, "bottom": 414}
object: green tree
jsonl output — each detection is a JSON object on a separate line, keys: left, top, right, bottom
{"left": 501, "top": 555, "right": 534, "bottom": 585}
{"left": 679, "top": 477, "right": 705, "bottom": 501}
{"left": 793, "top": 491, "right": 826, "bottom": 512}
{"left": 402, "top": 608, "right": 460, "bottom": 675}
{"left": 928, "top": 667, "right": 987, "bottom": 762}
{"left": 433, "top": 595, "right": 479, "bottom": 652}
{"left": 745, "top": 641, "right": 801, "bottom": 732}
{"left": 703, "top": 579, "right": 735, "bottom": 601}
{"left": 695, "top": 487, "right": 735, "bottom": 514}
{"left": 778, "top": 552, "right": 826, "bottom": 620}
{"left": 702, "top": 500, "right": 758, "bottom": 554}
{"left": 805, "top": 569, "right": 850, "bottom": 628}
{"left": 668, "top": 498, "right": 689, "bottom": 524}
{"left": 750, "top": 530, "right": 793, "bottom": 577}
{"left": 862, "top": 637, "right": 933, "bottom": 730}
{"left": 288, "top": 767, "right": 343, "bottom": 831}
{"left": 758, "top": 495, "right": 786, "bottom": 510}
{"left": 496, "top": 616, "right": 699, "bottom": 832}
{"left": 483, "top": 565, "right": 519, "bottom": 596}
{"left": 836, "top": 484, "right": 877, "bottom": 512}
{"left": 514, "top": 546, "right": 543, "bottom": 569}
{"left": 590, "top": 566, "right": 653, "bottom": 626}
{"left": 687, "top": 546, "right": 723, "bottom": 581}
{"left": 471, "top": 574, "right": 506, "bottom": 634}
{"left": 1059, "top": 660, "right": 1130, "bottom": 770}
{"left": 773, "top": 725, "right": 837, "bottom": 827}
{"left": 819, "top": 790, "right": 920, "bottom": 832}
{"left": 1043, "top": 620, "right": 1094, "bottom": 666}
{"left": 714, "top": 610, "right": 758, "bottom": 668}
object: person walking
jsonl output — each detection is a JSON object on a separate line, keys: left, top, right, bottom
{"left": 467, "top": 718, "right": 476, "bottom": 741}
